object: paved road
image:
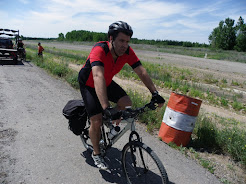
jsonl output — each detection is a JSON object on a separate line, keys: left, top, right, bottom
{"left": 0, "top": 61, "right": 221, "bottom": 184}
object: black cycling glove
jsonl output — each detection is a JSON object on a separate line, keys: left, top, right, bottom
{"left": 151, "top": 91, "right": 165, "bottom": 104}
{"left": 103, "top": 107, "right": 122, "bottom": 120}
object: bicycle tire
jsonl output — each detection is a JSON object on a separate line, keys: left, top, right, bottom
{"left": 122, "top": 141, "right": 169, "bottom": 184}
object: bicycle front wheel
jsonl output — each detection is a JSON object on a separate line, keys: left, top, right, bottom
{"left": 122, "top": 141, "right": 168, "bottom": 184}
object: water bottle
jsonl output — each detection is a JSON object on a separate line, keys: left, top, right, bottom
{"left": 108, "top": 125, "right": 120, "bottom": 139}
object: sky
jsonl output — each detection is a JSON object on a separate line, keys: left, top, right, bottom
{"left": 0, "top": 0, "right": 246, "bottom": 44}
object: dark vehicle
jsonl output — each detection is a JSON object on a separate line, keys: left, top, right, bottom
{"left": 0, "top": 38, "right": 14, "bottom": 49}
{"left": 0, "top": 29, "right": 19, "bottom": 64}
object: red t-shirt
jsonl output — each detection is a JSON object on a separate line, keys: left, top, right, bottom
{"left": 79, "top": 41, "right": 141, "bottom": 88}
{"left": 38, "top": 46, "right": 44, "bottom": 53}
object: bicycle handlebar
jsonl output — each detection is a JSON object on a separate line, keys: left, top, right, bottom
{"left": 121, "top": 101, "right": 158, "bottom": 119}
{"left": 102, "top": 101, "right": 158, "bottom": 123}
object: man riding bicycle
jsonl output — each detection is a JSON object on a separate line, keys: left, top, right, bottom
{"left": 17, "top": 39, "right": 24, "bottom": 49}
{"left": 78, "top": 21, "right": 165, "bottom": 170}
{"left": 17, "top": 39, "right": 25, "bottom": 59}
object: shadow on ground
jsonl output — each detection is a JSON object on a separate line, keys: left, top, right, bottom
{"left": 0, "top": 60, "right": 32, "bottom": 66}
{"left": 81, "top": 147, "right": 174, "bottom": 184}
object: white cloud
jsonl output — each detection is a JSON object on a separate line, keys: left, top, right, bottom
{"left": 176, "top": 19, "right": 217, "bottom": 31}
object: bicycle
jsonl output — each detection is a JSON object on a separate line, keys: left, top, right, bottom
{"left": 80, "top": 101, "right": 169, "bottom": 184}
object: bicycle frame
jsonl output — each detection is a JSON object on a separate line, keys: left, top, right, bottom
{"left": 102, "top": 117, "right": 137, "bottom": 149}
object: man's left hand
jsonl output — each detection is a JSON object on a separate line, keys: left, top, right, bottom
{"left": 151, "top": 91, "right": 165, "bottom": 107}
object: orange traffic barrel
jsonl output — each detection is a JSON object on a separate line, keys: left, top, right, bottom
{"left": 159, "top": 92, "right": 202, "bottom": 146}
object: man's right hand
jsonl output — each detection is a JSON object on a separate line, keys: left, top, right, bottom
{"left": 103, "top": 107, "right": 122, "bottom": 120}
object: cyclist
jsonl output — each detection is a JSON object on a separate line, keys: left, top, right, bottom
{"left": 17, "top": 39, "right": 24, "bottom": 49}
{"left": 17, "top": 39, "right": 25, "bottom": 58}
{"left": 78, "top": 21, "right": 165, "bottom": 170}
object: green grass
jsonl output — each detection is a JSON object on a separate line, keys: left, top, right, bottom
{"left": 127, "top": 90, "right": 166, "bottom": 132}
{"left": 191, "top": 115, "right": 246, "bottom": 166}
{"left": 204, "top": 74, "right": 219, "bottom": 84}
{"left": 168, "top": 114, "right": 246, "bottom": 173}
{"left": 65, "top": 72, "right": 80, "bottom": 89}
{"left": 191, "top": 116, "right": 220, "bottom": 151}
{"left": 220, "top": 96, "right": 229, "bottom": 107}
{"left": 26, "top": 43, "right": 89, "bottom": 64}
{"left": 26, "top": 48, "right": 79, "bottom": 88}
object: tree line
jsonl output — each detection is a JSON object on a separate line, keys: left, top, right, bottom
{"left": 58, "top": 16, "right": 245, "bottom": 52}
{"left": 58, "top": 30, "right": 108, "bottom": 42}
{"left": 58, "top": 30, "right": 208, "bottom": 48}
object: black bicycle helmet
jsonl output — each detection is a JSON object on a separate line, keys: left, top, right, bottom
{"left": 108, "top": 21, "right": 133, "bottom": 38}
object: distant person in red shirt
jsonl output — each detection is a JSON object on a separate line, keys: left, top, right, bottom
{"left": 38, "top": 42, "right": 44, "bottom": 56}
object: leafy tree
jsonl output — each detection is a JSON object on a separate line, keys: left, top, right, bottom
{"left": 235, "top": 16, "right": 246, "bottom": 52}
{"left": 58, "top": 33, "right": 65, "bottom": 41}
{"left": 209, "top": 18, "right": 236, "bottom": 50}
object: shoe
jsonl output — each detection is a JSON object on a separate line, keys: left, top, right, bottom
{"left": 91, "top": 152, "right": 108, "bottom": 170}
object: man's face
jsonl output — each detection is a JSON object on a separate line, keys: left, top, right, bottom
{"left": 112, "top": 32, "right": 130, "bottom": 56}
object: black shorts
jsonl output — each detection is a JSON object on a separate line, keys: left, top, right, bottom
{"left": 79, "top": 80, "right": 127, "bottom": 118}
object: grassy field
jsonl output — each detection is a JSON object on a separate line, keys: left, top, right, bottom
{"left": 25, "top": 43, "right": 246, "bottom": 183}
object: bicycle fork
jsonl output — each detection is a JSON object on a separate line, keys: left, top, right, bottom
{"left": 99, "top": 126, "right": 107, "bottom": 157}
{"left": 129, "top": 131, "right": 148, "bottom": 174}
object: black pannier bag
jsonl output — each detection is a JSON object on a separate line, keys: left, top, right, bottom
{"left": 62, "top": 100, "right": 88, "bottom": 136}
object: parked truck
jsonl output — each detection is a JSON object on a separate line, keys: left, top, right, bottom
{"left": 0, "top": 29, "right": 25, "bottom": 64}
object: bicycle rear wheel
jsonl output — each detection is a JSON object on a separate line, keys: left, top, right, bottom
{"left": 122, "top": 141, "right": 168, "bottom": 184}
{"left": 23, "top": 53, "right": 26, "bottom": 62}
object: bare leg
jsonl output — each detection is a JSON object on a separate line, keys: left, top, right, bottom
{"left": 117, "top": 95, "right": 132, "bottom": 110}
{"left": 89, "top": 113, "right": 102, "bottom": 155}
{"left": 89, "top": 95, "right": 131, "bottom": 153}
